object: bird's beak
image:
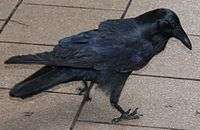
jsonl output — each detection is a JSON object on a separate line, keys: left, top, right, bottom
{"left": 173, "top": 27, "right": 192, "bottom": 50}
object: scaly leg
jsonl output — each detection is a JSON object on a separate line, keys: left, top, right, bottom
{"left": 110, "top": 76, "right": 142, "bottom": 123}
{"left": 83, "top": 81, "right": 94, "bottom": 102}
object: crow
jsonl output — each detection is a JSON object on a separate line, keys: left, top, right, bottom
{"left": 5, "top": 8, "right": 192, "bottom": 122}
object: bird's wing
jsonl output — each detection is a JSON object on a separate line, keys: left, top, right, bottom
{"left": 98, "top": 18, "right": 137, "bottom": 32}
{"left": 58, "top": 29, "right": 99, "bottom": 47}
{"left": 52, "top": 30, "right": 130, "bottom": 69}
{"left": 5, "top": 29, "right": 132, "bottom": 71}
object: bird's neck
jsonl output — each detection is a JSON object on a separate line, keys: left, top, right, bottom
{"left": 151, "top": 34, "right": 169, "bottom": 54}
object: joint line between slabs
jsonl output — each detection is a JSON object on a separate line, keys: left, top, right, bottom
{"left": 131, "top": 73, "right": 200, "bottom": 82}
{"left": 78, "top": 119, "right": 186, "bottom": 130}
{"left": 121, "top": 0, "right": 133, "bottom": 19}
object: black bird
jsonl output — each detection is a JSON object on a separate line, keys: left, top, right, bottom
{"left": 5, "top": 8, "right": 192, "bottom": 122}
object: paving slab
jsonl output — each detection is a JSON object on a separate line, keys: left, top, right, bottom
{"left": 0, "top": 0, "right": 18, "bottom": 19}
{"left": 0, "top": 43, "right": 81, "bottom": 94}
{"left": 79, "top": 76, "right": 200, "bottom": 130}
{"left": 0, "top": 4, "right": 122, "bottom": 45}
{"left": 24, "top": 0, "right": 128, "bottom": 10}
{"left": 126, "top": 0, "right": 200, "bottom": 35}
{"left": 0, "top": 89, "right": 82, "bottom": 130}
{"left": 75, "top": 121, "right": 158, "bottom": 130}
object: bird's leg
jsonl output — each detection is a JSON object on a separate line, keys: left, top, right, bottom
{"left": 77, "top": 81, "right": 88, "bottom": 95}
{"left": 83, "top": 81, "right": 94, "bottom": 102}
{"left": 110, "top": 84, "right": 142, "bottom": 123}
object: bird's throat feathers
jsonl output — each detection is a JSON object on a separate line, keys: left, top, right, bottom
{"left": 152, "top": 34, "right": 169, "bottom": 54}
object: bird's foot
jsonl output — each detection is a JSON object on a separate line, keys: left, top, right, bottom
{"left": 112, "top": 108, "right": 143, "bottom": 123}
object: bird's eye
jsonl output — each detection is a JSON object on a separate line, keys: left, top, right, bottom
{"left": 158, "top": 20, "right": 170, "bottom": 28}
{"left": 156, "top": 20, "right": 173, "bottom": 33}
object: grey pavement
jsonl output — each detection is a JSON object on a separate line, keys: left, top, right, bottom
{"left": 0, "top": 0, "right": 200, "bottom": 130}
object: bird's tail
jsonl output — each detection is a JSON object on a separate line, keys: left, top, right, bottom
{"left": 5, "top": 52, "right": 53, "bottom": 65}
{"left": 9, "top": 66, "right": 70, "bottom": 99}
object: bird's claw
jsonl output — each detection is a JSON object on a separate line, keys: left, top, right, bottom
{"left": 112, "top": 108, "right": 143, "bottom": 123}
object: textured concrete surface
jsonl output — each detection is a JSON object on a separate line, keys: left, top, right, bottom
{"left": 126, "top": 0, "right": 200, "bottom": 35}
{"left": 0, "top": 0, "right": 18, "bottom": 19}
{"left": 1, "top": 0, "right": 200, "bottom": 130}
{"left": 75, "top": 121, "right": 158, "bottom": 130}
{"left": 0, "top": 3, "right": 122, "bottom": 45}
{"left": 0, "top": 43, "right": 80, "bottom": 94}
{"left": 25, "top": 0, "right": 128, "bottom": 10}
{"left": 79, "top": 76, "right": 200, "bottom": 130}
{"left": 0, "top": 89, "right": 82, "bottom": 130}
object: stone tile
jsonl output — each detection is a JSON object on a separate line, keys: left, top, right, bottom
{"left": 0, "top": 4, "right": 122, "bottom": 45}
{"left": 79, "top": 76, "right": 200, "bottom": 130}
{"left": 126, "top": 0, "right": 200, "bottom": 35}
{"left": 24, "top": 0, "right": 128, "bottom": 10}
{"left": 133, "top": 37, "right": 200, "bottom": 79}
{"left": 75, "top": 121, "right": 158, "bottom": 130}
{"left": 0, "top": 89, "right": 82, "bottom": 130}
{"left": 0, "top": 0, "right": 18, "bottom": 19}
{"left": 0, "top": 43, "right": 81, "bottom": 94}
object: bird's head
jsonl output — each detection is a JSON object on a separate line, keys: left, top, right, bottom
{"left": 151, "top": 8, "right": 192, "bottom": 50}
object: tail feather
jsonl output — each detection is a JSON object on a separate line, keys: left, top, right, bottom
{"left": 5, "top": 52, "right": 52, "bottom": 65}
{"left": 9, "top": 66, "right": 69, "bottom": 99}
{"left": 18, "top": 66, "right": 54, "bottom": 83}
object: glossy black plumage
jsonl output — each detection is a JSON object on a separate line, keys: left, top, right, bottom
{"left": 5, "top": 8, "right": 192, "bottom": 122}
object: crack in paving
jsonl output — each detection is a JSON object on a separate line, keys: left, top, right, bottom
{"left": 24, "top": 2, "right": 124, "bottom": 12}
{"left": 9, "top": 19, "right": 29, "bottom": 26}
{"left": 0, "top": 19, "right": 29, "bottom": 27}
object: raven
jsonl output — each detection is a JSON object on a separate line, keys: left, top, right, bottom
{"left": 5, "top": 8, "right": 192, "bottom": 122}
